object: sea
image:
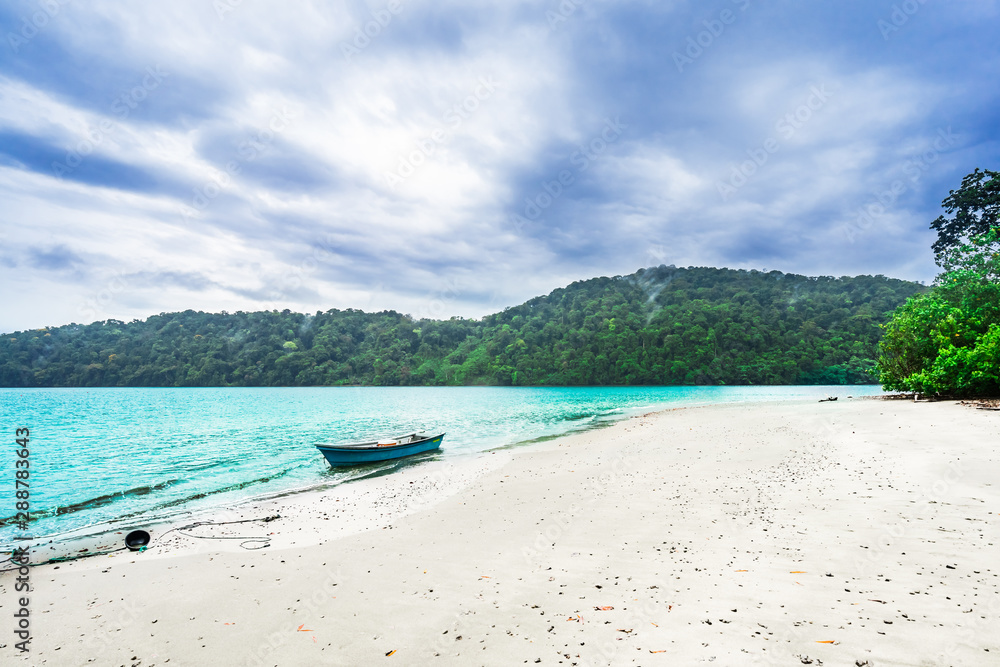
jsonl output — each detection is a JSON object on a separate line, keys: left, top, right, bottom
{"left": 0, "top": 385, "right": 885, "bottom": 546}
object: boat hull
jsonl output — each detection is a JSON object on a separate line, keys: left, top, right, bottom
{"left": 316, "top": 433, "right": 444, "bottom": 466}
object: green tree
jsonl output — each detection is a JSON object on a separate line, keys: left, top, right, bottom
{"left": 1, "top": 268, "right": 923, "bottom": 388}
{"left": 879, "top": 225, "right": 1000, "bottom": 395}
{"left": 930, "top": 168, "right": 1000, "bottom": 256}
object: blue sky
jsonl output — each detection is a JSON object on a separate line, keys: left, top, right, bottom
{"left": 1, "top": 0, "right": 998, "bottom": 332}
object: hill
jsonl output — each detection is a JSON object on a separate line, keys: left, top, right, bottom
{"left": 0, "top": 266, "right": 924, "bottom": 387}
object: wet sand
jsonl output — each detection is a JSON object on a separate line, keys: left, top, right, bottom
{"left": 2, "top": 398, "right": 998, "bottom": 666}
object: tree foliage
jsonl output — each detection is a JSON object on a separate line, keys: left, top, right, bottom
{"left": 0, "top": 267, "right": 922, "bottom": 388}
{"left": 930, "top": 168, "right": 1000, "bottom": 256}
{"left": 878, "top": 230, "right": 1000, "bottom": 396}
{"left": 880, "top": 165, "right": 1000, "bottom": 397}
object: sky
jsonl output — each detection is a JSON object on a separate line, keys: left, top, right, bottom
{"left": 1, "top": 0, "right": 998, "bottom": 333}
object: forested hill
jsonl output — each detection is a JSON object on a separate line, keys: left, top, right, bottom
{"left": 0, "top": 266, "right": 923, "bottom": 387}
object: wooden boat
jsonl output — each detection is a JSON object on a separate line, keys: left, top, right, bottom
{"left": 316, "top": 432, "right": 445, "bottom": 467}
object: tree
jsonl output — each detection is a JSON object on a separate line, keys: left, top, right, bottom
{"left": 1, "top": 268, "right": 921, "bottom": 387}
{"left": 930, "top": 168, "right": 1000, "bottom": 257}
{"left": 938, "top": 228, "right": 1000, "bottom": 282}
{"left": 879, "top": 223, "right": 1000, "bottom": 396}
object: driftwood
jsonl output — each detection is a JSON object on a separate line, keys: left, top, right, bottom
{"left": 960, "top": 399, "right": 1000, "bottom": 411}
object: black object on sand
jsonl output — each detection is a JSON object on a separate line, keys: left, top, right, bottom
{"left": 125, "top": 530, "right": 151, "bottom": 551}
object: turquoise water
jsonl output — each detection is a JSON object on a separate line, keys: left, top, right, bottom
{"left": 0, "top": 386, "right": 883, "bottom": 544}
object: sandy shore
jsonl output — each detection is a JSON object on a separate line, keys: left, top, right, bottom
{"left": 3, "top": 398, "right": 999, "bottom": 666}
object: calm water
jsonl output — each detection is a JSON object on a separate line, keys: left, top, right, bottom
{"left": 0, "top": 386, "right": 883, "bottom": 544}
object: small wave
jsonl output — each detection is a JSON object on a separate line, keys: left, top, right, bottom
{"left": 0, "top": 479, "right": 181, "bottom": 527}
{"left": 0, "top": 467, "right": 298, "bottom": 537}
{"left": 138, "top": 468, "right": 297, "bottom": 513}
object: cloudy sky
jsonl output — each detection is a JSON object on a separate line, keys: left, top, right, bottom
{"left": 1, "top": 0, "right": 998, "bottom": 333}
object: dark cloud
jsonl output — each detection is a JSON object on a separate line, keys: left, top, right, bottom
{"left": 0, "top": 129, "right": 190, "bottom": 196}
{"left": 28, "top": 244, "right": 82, "bottom": 271}
{"left": 0, "top": 4, "right": 225, "bottom": 125}
{"left": 123, "top": 270, "right": 216, "bottom": 292}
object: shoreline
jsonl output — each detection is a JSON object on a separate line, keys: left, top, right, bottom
{"left": 4, "top": 388, "right": 874, "bottom": 559}
{"left": 7, "top": 448, "right": 518, "bottom": 566}
{"left": 8, "top": 392, "right": 875, "bottom": 565}
{"left": 3, "top": 397, "right": 997, "bottom": 665}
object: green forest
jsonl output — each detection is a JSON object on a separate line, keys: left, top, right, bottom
{"left": 1, "top": 266, "right": 922, "bottom": 387}
{"left": 877, "top": 168, "right": 1000, "bottom": 397}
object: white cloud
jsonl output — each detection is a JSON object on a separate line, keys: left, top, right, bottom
{"left": 0, "top": 0, "right": 992, "bottom": 332}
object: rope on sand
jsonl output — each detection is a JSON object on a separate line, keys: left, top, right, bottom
{"left": 0, "top": 514, "right": 281, "bottom": 570}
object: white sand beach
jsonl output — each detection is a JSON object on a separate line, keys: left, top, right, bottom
{"left": 3, "top": 398, "right": 999, "bottom": 666}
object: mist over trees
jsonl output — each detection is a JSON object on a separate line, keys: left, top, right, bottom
{"left": 1, "top": 266, "right": 922, "bottom": 388}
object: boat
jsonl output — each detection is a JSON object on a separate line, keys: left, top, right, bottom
{"left": 315, "top": 432, "right": 445, "bottom": 467}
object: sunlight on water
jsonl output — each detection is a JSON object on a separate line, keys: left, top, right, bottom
{"left": 0, "top": 385, "right": 883, "bottom": 542}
